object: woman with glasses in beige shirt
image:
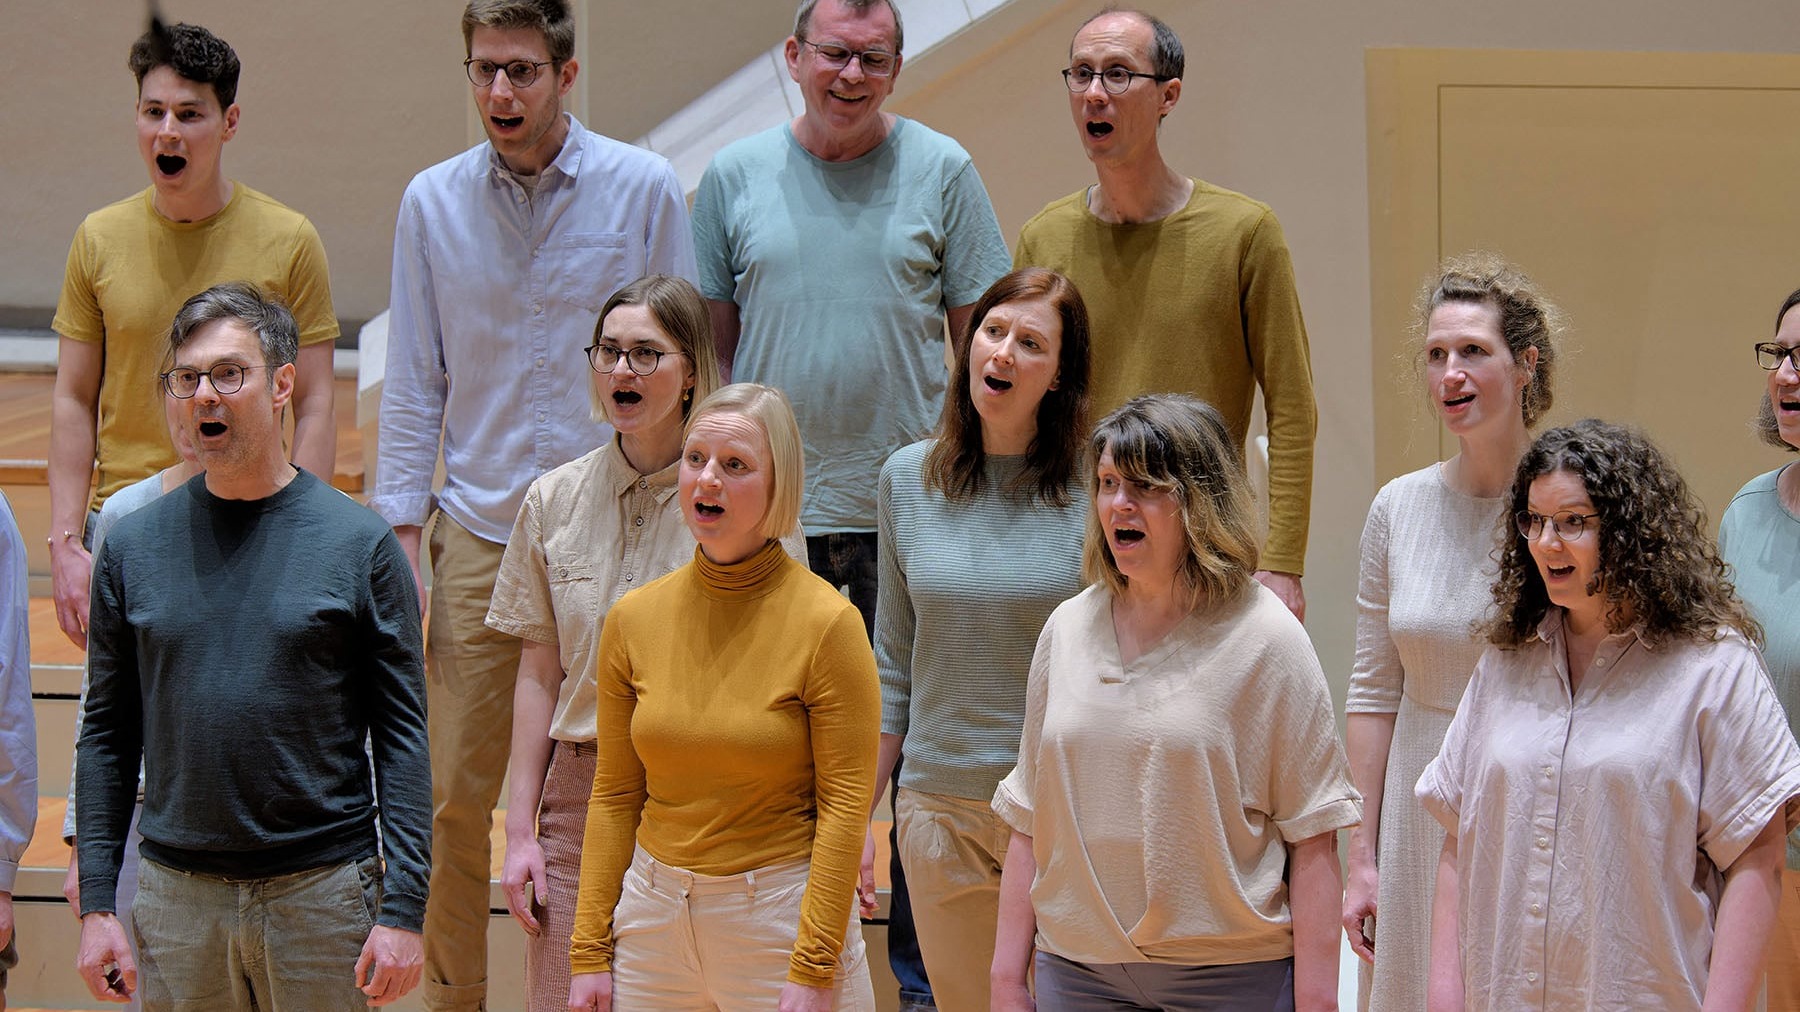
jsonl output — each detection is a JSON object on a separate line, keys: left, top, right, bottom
{"left": 484, "top": 276, "right": 800, "bottom": 1010}
{"left": 1419, "top": 419, "right": 1800, "bottom": 1011}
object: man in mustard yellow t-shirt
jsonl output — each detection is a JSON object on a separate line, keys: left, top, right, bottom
{"left": 48, "top": 22, "right": 339, "bottom": 648}
{"left": 1014, "top": 9, "right": 1317, "bottom": 619}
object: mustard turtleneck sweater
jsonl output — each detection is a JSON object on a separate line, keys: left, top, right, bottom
{"left": 569, "top": 540, "right": 880, "bottom": 987}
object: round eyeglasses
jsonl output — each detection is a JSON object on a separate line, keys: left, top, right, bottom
{"left": 161, "top": 363, "right": 265, "bottom": 399}
{"left": 1062, "top": 65, "right": 1172, "bottom": 95}
{"left": 587, "top": 344, "right": 684, "bottom": 376}
{"left": 1754, "top": 342, "right": 1800, "bottom": 372}
{"left": 463, "top": 58, "right": 554, "bottom": 89}
{"left": 1514, "top": 509, "right": 1598, "bottom": 542}
{"left": 797, "top": 38, "right": 897, "bottom": 77}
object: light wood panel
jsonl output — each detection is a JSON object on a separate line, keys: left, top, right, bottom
{"left": 1367, "top": 49, "right": 1800, "bottom": 521}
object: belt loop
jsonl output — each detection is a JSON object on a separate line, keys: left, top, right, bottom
{"left": 646, "top": 854, "right": 656, "bottom": 894}
{"left": 746, "top": 868, "right": 757, "bottom": 899}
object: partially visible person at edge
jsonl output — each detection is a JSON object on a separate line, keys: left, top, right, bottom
{"left": 867, "top": 267, "right": 1092, "bottom": 1012}
{"left": 691, "top": 1, "right": 1010, "bottom": 1000}
{"left": 1342, "top": 254, "right": 1561, "bottom": 1011}
{"left": 485, "top": 276, "right": 803, "bottom": 1010}
{"left": 371, "top": 0, "right": 694, "bottom": 1006}
{"left": 0, "top": 491, "right": 36, "bottom": 1011}
{"left": 1420, "top": 419, "right": 1800, "bottom": 1011}
{"left": 74, "top": 282, "right": 429, "bottom": 1009}
{"left": 48, "top": 21, "right": 338, "bottom": 650}
{"left": 1012, "top": 7, "right": 1316, "bottom": 620}
{"left": 992, "top": 395, "right": 1360, "bottom": 1011}
{"left": 1718, "top": 285, "right": 1800, "bottom": 1011}
{"left": 61, "top": 394, "right": 204, "bottom": 1012}
{"left": 568, "top": 384, "right": 878, "bottom": 1011}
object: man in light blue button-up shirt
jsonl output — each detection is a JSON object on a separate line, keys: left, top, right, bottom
{"left": 370, "top": 2, "right": 694, "bottom": 1007}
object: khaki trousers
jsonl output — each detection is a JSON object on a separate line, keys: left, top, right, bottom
{"left": 612, "top": 845, "right": 876, "bottom": 1010}
{"left": 894, "top": 787, "right": 1014, "bottom": 1012}
{"left": 422, "top": 513, "right": 521, "bottom": 1011}
{"left": 523, "top": 741, "right": 595, "bottom": 1012}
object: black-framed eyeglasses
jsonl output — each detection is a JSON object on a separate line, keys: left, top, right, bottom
{"left": 797, "top": 38, "right": 897, "bottom": 77}
{"left": 1754, "top": 342, "right": 1800, "bottom": 372}
{"left": 161, "top": 363, "right": 264, "bottom": 398}
{"left": 1514, "top": 509, "right": 1598, "bottom": 542}
{"left": 586, "top": 343, "right": 684, "bottom": 376}
{"left": 463, "top": 58, "right": 554, "bottom": 88}
{"left": 1062, "top": 65, "right": 1172, "bottom": 95}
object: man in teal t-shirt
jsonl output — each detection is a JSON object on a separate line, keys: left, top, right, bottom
{"left": 690, "top": 2, "right": 1008, "bottom": 1008}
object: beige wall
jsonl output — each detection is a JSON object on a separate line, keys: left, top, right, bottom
{"left": 889, "top": 0, "right": 1799, "bottom": 692}
{"left": 2, "top": 0, "right": 798, "bottom": 325}
{"left": 7, "top": 0, "right": 1798, "bottom": 685}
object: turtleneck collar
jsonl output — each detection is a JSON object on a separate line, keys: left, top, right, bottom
{"left": 693, "top": 539, "right": 789, "bottom": 600}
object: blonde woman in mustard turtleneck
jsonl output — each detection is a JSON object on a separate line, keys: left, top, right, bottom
{"left": 568, "top": 384, "right": 880, "bottom": 1012}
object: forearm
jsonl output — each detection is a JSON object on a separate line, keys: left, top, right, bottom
{"left": 992, "top": 830, "right": 1038, "bottom": 988}
{"left": 868, "top": 733, "right": 903, "bottom": 819}
{"left": 1345, "top": 713, "right": 1396, "bottom": 870}
{"left": 1702, "top": 814, "right": 1786, "bottom": 1012}
{"left": 1427, "top": 833, "right": 1464, "bottom": 1012}
{"left": 288, "top": 343, "right": 338, "bottom": 480}
{"left": 1289, "top": 831, "right": 1342, "bottom": 1010}
{"left": 505, "top": 641, "right": 563, "bottom": 840}
{"left": 48, "top": 394, "right": 97, "bottom": 534}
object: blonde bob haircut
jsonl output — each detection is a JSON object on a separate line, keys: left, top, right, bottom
{"left": 686, "top": 383, "right": 805, "bottom": 541}
{"left": 589, "top": 275, "right": 720, "bottom": 425}
{"left": 1083, "top": 394, "right": 1260, "bottom": 609}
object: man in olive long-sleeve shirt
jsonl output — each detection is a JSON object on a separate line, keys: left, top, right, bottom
{"left": 74, "top": 283, "right": 430, "bottom": 1010}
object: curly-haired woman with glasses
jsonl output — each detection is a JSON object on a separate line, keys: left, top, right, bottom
{"left": 1719, "top": 285, "right": 1800, "bottom": 1009}
{"left": 1419, "top": 419, "right": 1800, "bottom": 1010}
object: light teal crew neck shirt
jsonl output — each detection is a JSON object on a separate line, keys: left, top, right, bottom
{"left": 1718, "top": 461, "right": 1800, "bottom": 869}
{"left": 875, "top": 440, "right": 1088, "bottom": 800}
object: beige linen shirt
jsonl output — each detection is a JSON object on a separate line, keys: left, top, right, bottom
{"left": 992, "top": 583, "right": 1361, "bottom": 966}
{"left": 486, "top": 442, "right": 690, "bottom": 742}
{"left": 1417, "top": 613, "right": 1800, "bottom": 1010}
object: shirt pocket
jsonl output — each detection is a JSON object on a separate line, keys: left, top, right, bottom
{"left": 551, "top": 232, "right": 634, "bottom": 313}
{"left": 547, "top": 561, "right": 602, "bottom": 648}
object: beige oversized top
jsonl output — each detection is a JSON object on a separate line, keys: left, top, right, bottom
{"left": 1418, "top": 614, "right": 1800, "bottom": 1010}
{"left": 485, "top": 438, "right": 802, "bottom": 741}
{"left": 992, "top": 583, "right": 1361, "bottom": 966}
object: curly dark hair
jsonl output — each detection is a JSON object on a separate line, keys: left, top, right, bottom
{"left": 924, "top": 268, "right": 1092, "bottom": 507}
{"left": 1488, "top": 419, "right": 1760, "bottom": 649}
{"left": 1752, "top": 287, "right": 1800, "bottom": 453}
{"left": 129, "top": 23, "right": 240, "bottom": 109}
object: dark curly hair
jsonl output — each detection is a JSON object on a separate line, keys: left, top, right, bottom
{"left": 924, "top": 268, "right": 1092, "bottom": 507}
{"left": 1752, "top": 287, "right": 1800, "bottom": 453}
{"left": 129, "top": 23, "right": 240, "bottom": 109}
{"left": 1487, "top": 419, "right": 1760, "bottom": 649}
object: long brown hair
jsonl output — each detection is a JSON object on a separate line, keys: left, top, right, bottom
{"left": 923, "top": 268, "right": 1091, "bottom": 506}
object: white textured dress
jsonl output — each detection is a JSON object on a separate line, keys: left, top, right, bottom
{"left": 1346, "top": 464, "right": 1505, "bottom": 1011}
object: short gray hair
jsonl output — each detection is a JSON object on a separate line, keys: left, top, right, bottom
{"left": 168, "top": 281, "right": 299, "bottom": 373}
{"left": 794, "top": 0, "right": 904, "bottom": 54}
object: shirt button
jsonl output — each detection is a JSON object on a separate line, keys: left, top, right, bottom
{"left": 633, "top": 516, "right": 645, "bottom": 527}
{"left": 1537, "top": 836, "right": 1549, "bottom": 849}
{"left": 536, "top": 357, "right": 545, "bottom": 368}
{"left": 638, "top": 479, "right": 648, "bottom": 490}
{"left": 1595, "top": 656, "right": 1607, "bottom": 667}
{"left": 1530, "top": 903, "right": 1542, "bottom": 916}
{"left": 532, "top": 303, "right": 543, "bottom": 315}
{"left": 1526, "top": 971, "right": 1538, "bottom": 983}
{"left": 537, "top": 412, "right": 546, "bottom": 422}
{"left": 624, "top": 573, "right": 634, "bottom": 582}
{"left": 532, "top": 247, "right": 541, "bottom": 259}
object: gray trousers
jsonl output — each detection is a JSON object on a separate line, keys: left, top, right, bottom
{"left": 1034, "top": 950, "right": 1295, "bottom": 1011}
